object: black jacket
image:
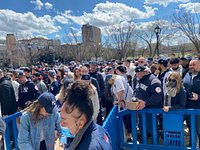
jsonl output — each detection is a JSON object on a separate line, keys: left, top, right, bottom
{"left": 183, "top": 72, "right": 200, "bottom": 109}
{"left": 0, "top": 77, "right": 17, "bottom": 115}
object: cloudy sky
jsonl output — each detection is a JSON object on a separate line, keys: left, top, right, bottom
{"left": 0, "top": 0, "right": 199, "bottom": 42}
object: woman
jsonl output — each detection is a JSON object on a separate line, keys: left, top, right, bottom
{"left": 163, "top": 72, "right": 186, "bottom": 112}
{"left": 18, "top": 92, "right": 62, "bottom": 150}
{"left": 56, "top": 78, "right": 74, "bottom": 108}
{"left": 73, "top": 67, "right": 82, "bottom": 81}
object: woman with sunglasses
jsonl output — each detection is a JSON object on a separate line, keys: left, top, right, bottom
{"left": 163, "top": 72, "right": 186, "bottom": 112}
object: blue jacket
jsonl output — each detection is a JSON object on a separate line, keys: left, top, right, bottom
{"left": 135, "top": 74, "right": 163, "bottom": 108}
{"left": 18, "top": 111, "right": 62, "bottom": 150}
{"left": 65, "top": 121, "right": 112, "bottom": 150}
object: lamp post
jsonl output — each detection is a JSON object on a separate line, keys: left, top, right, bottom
{"left": 155, "top": 25, "right": 161, "bottom": 57}
{"left": 28, "top": 43, "right": 32, "bottom": 65}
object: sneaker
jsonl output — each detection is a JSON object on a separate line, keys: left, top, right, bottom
{"left": 127, "top": 137, "right": 133, "bottom": 143}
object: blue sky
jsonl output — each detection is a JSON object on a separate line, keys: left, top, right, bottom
{"left": 0, "top": 0, "right": 199, "bottom": 43}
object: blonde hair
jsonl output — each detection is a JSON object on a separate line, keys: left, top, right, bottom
{"left": 25, "top": 100, "right": 43, "bottom": 125}
{"left": 166, "top": 72, "right": 182, "bottom": 93}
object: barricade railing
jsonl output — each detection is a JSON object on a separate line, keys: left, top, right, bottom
{"left": 117, "top": 109, "right": 200, "bottom": 150}
{"left": 4, "top": 112, "right": 22, "bottom": 150}
{"left": 102, "top": 105, "right": 119, "bottom": 150}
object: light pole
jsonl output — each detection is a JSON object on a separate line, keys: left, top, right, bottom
{"left": 155, "top": 25, "right": 161, "bottom": 57}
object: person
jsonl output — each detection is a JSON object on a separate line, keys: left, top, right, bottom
{"left": 0, "top": 117, "right": 5, "bottom": 149}
{"left": 162, "top": 72, "right": 186, "bottom": 112}
{"left": 0, "top": 69, "right": 17, "bottom": 116}
{"left": 134, "top": 66, "right": 163, "bottom": 142}
{"left": 32, "top": 72, "right": 48, "bottom": 94}
{"left": 89, "top": 61, "right": 105, "bottom": 125}
{"left": 150, "top": 63, "right": 160, "bottom": 77}
{"left": 158, "top": 58, "right": 171, "bottom": 95}
{"left": 81, "top": 74, "right": 100, "bottom": 122}
{"left": 180, "top": 56, "right": 192, "bottom": 79}
{"left": 48, "top": 70, "right": 60, "bottom": 96}
{"left": 169, "top": 58, "right": 182, "bottom": 76}
{"left": 183, "top": 59, "right": 200, "bottom": 147}
{"left": 18, "top": 92, "right": 62, "bottom": 150}
{"left": 18, "top": 72, "right": 39, "bottom": 110}
{"left": 60, "top": 80, "right": 112, "bottom": 150}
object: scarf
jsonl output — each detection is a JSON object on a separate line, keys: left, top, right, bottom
{"left": 67, "top": 119, "right": 93, "bottom": 150}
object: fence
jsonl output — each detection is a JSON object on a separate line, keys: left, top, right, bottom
{"left": 103, "top": 107, "right": 200, "bottom": 150}
{"left": 4, "top": 112, "right": 22, "bottom": 150}
{"left": 3, "top": 107, "right": 200, "bottom": 150}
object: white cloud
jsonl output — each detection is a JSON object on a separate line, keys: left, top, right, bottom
{"left": 30, "top": 0, "right": 43, "bottom": 10}
{"left": 56, "top": 2, "right": 157, "bottom": 27}
{"left": 0, "top": 9, "right": 59, "bottom": 37}
{"left": 144, "top": 0, "right": 190, "bottom": 7}
{"left": 179, "top": 3, "right": 200, "bottom": 13}
{"left": 30, "top": 0, "right": 53, "bottom": 10}
{"left": 45, "top": 2, "right": 53, "bottom": 10}
{"left": 54, "top": 15, "right": 69, "bottom": 24}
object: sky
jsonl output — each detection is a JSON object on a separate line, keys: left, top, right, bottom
{"left": 0, "top": 0, "right": 200, "bottom": 43}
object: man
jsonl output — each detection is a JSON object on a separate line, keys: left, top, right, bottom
{"left": 60, "top": 81, "right": 112, "bottom": 150}
{"left": 158, "top": 58, "right": 171, "bottom": 95}
{"left": 32, "top": 72, "right": 48, "bottom": 94}
{"left": 183, "top": 59, "right": 200, "bottom": 147}
{"left": 124, "top": 59, "right": 135, "bottom": 79}
{"left": 180, "top": 56, "right": 192, "bottom": 79}
{"left": 0, "top": 69, "right": 17, "bottom": 116}
{"left": 138, "top": 57, "right": 147, "bottom": 67}
{"left": 89, "top": 61, "right": 105, "bottom": 125}
{"left": 169, "top": 58, "right": 182, "bottom": 76}
{"left": 47, "top": 70, "right": 60, "bottom": 96}
{"left": 134, "top": 66, "right": 163, "bottom": 142}
{"left": 18, "top": 72, "right": 39, "bottom": 110}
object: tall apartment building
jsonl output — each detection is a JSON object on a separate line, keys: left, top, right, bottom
{"left": 6, "top": 34, "right": 16, "bottom": 51}
{"left": 82, "top": 23, "right": 101, "bottom": 47}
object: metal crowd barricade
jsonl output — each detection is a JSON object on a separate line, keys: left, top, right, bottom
{"left": 103, "top": 107, "right": 200, "bottom": 150}
{"left": 4, "top": 112, "right": 22, "bottom": 150}
{"left": 102, "top": 105, "right": 120, "bottom": 150}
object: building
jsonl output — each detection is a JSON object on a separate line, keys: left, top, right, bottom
{"left": 6, "top": 34, "right": 16, "bottom": 51}
{"left": 82, "top": 23, "right": 101, "bottom": 47}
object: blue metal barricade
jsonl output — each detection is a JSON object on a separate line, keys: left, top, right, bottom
{"left": 103, "top": 107, "right": 200, "bottom": 150}
{"left": 102, "top": 105, "right": 119, "bottom": 150}
{"left": 4, "top": 112, "right": 22, "bottom": 150}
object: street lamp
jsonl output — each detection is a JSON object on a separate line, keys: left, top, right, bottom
{"left": 155, "top": 25, "right": 161, "bottom": 57}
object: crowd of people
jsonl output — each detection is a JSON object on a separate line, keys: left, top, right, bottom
{"left": 0, "top": 54, "right": 200, "bottom": 149}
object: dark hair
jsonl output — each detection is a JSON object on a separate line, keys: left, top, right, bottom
{"left": 64, "top": 80, "right": 93, "bottom": 122}
{"left": 169, "top": 58, "right": 180, "bottom": 64}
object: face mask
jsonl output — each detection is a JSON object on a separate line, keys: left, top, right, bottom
{"left": 168, "top": 79, "right": 177, "bottom": 88}
{"left": 61, "top": 127, "right": 75, "bottom": 138}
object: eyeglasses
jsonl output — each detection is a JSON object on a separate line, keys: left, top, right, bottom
{"left": 168, "top": 79, "right": 176, "bottom": 82}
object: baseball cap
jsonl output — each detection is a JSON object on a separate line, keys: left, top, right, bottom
{"left": 105, "top": 74, "right": 113, "bottom": 81}
{"left": 17, "top": 72, "right": 26, "bottom": 78}
{"left": 33, "top": 72, "right": 40, "bottom": 77}
{"left": 48, "top": 70, "right": 56, "bottom": 78}
{"left": 81, "top": 74, "right": 91, "bottom": 80}
{"left": 116, "top": 65, "right": 126, "bottom": 73}
{"left": 158, "top": 59, "right": 168, "bottom": 67}
{"left": 135, "top": 66, "right": 148, "bottom": 73}
{"left": 38, "top": 92, "right": 57, "bottom": 114}
{"left": 180, "top": 56, "right": 192, "bottom": 61}
{"left": 89, "top": 61, "right": 98, "bottom": 65}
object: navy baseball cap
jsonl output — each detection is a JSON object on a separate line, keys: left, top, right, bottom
{"left": 38, "top": 92, "right": 57, "bottom": 114}
{"left": 81, "top": 74, "right": 91, "bottom": 80}
{"left": 135, "top": 66, "right": 147, "bottom": 73}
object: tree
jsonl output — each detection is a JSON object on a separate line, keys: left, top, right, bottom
{"left": 105, "top": 22, "right": 136, "bottom": 60}
{"left": 136, "top": 20, "right": 175, "bottom": 57}
{"left": 172, "top": 10, "right": 200, "bottom": 53}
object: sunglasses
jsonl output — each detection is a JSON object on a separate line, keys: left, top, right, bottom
{"left": 138, "top": 61, "right": 144, "bottom": 63}
{"left": 168, "top": 79, "right": 176, "bottom": 82}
